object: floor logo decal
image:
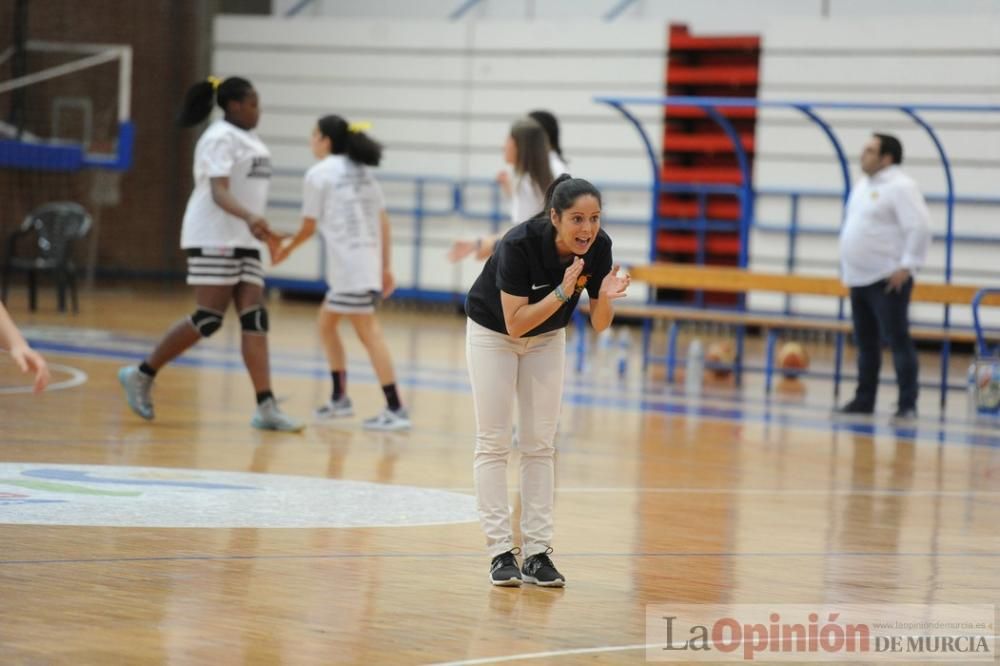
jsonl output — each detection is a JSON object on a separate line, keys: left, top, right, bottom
{"left": 0, "top": 464, "right": 478, "bottom": 528}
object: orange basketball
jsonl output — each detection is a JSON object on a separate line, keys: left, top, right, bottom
{"left": 777, "top": 341, "right": 809, "bottom": 378}
{"left": 705, "top": 340, "right": 736, "bottom": 378}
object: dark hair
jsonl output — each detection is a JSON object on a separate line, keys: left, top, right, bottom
{"left": 541, "top": 173, "right": 602, "bottom": 218}
{"left": 874, "top": 133, "right": 903, "bottom": 165}
{"left": 528, "top": 109, "right": 563, "bottom": 160}
{"left": 317, "top": 115, "right": 382, "bottom": 166}
{"left": 177, "top": 76, "right": 253, "bottom": 128}
{"left": 510, "top": 118, "right": 553, "bottom": 197}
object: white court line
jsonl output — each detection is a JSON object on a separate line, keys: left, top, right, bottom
{"left": 428, "top": 643, "right": 650, "bottom": 665}
{"left": 429, "top": 635, "right": 1000, "bottom": 665}
{"left": 0, "top": 362, "right": 88, "bottom": 395}
{"left": 438, "top": 487, "right": 1000, "bottom": 497}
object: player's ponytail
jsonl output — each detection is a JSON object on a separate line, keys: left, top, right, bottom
{"left": 177, "top": 76, "right": 253, "bottom": 128}
{"left": 317, "top": 115, "right": 383, "bottom": 167}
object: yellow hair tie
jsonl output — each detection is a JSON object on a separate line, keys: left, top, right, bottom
{"left": 207, "top": 75, "right": 222, "bottom": 91}
{"left": 348, "top": 121, "right": 372, "bottom": 133}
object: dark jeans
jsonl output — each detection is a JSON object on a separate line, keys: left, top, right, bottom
{"left": 849, "top": 277, "right": 918, "bottom": 411}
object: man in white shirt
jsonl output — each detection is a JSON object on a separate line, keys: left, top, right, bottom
{"left": 838, "top": 133, "right": 931, "bottom": 421}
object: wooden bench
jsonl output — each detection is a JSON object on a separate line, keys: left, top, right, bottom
{"left": 578, "top": 264, "right": 1000, "bottom": 405}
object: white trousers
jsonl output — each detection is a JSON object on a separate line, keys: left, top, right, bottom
{"left": 466, "top": 318, "right": 565, "bottom": 558}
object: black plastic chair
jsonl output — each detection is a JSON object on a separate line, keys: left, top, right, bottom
{"left": 1, "top": 202, "right": 92, "bottom": 313}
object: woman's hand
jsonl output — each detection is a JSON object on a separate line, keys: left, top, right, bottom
{"left": 496, "top": 169, "right": 512, "bottom": 197}
{"left": 447, "top": 239, "right": 478, "bottom": 263}
{"left": 382, "top": 269, "right": 396, "bottom": 298}
{"left": 559, "top": 256, "right": 585, "bottom": 299}
{"left": 10, "top": 343, "right": 49, "bottom": 393}
{"left": 599, "top": 265, "right": 630, "bottom": 301}
{"left": 247, "top": 214, "right": 270, "bottom": 240}
{"left": 270, "top": 245, "right": 289, "bottom": 266}
{"left": 266, "top": 232, "right": 291, "bottom": 264}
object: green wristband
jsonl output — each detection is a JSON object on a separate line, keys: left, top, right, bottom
{"left": 554, "top": 285, "right": 569, "bottom": 303}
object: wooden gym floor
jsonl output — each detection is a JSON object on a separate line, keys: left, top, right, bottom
{"left": 0, "top": 286, "right": 997, "bottom": 664}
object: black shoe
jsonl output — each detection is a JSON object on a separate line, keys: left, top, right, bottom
{"left": 489, "top": 549, "right": 522, "bottom": 587}
{"left": 891, "top": 407, "right": 917, "bottom": 424}
{"left": 521, "top": 548, "right": 565, "bottom": 587}
{"left": 835, "top": 400, "right": 874, "bottom": 416}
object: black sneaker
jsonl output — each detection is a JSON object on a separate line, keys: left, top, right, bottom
{"left": 489, "top": 549, "right": 522, "bottom": 587}
{"left": 521, "top": 548, "right": 565, "bottom": 587}
{"left": 835, "top": 400, "right": 874, "bottom": 416}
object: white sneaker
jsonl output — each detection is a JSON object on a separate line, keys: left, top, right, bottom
{"left": 315, "top": 396, "right": 354, "bottom": 420}
{"left": 118, "top": 365, "right": 154, "bottom": 420}
{"left": 362, "top": 407, "right": 411, "bottom": 431}
{"left": 252, "top": 398, "right": 305, "bottom": 432}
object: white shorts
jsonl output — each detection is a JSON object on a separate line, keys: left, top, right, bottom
{"left": 324, "top": 290, "right": 381, "bottom": 314}
{"left": 185, "top": 248, "right": 264, "bottom": 287}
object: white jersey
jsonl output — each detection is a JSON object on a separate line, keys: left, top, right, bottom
{"left": 508, "top": 151, "right": 566, "bottom": 225}
{"left": 511, "top": 173, "right": 545, "bottom": 225}
{"left": 180, "top": 120, "right": 270, "bottom": 250}
{"left": 549, "top": 150, "right": 568, "bottom": 179}
{"left": 302, "top": 154, "right": 386, "bottom": 294}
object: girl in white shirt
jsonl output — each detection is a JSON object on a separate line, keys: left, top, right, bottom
{"left": 118, "top": 76, "right": 302, "bottom": 432}
{"left": 274, "top": 116, "right": 410, "bottom": 431}
{"left": 448, "top": 117, "right": 554, "bottom": 262}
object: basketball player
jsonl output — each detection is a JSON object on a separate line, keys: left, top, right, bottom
{"left": 448, "top": 117, "right": 554, "bottom": 262}
{"left": 272, "top": 116, "right": 409, "bottom": 430}
{"left": 118, "top": 76, "right": 302, "bottom": 432}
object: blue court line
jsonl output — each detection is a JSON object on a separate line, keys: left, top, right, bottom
{"left": 28, "top": 327, "right": 835, "bottom": 412}
{"left": 23, "top": 327, "right": 970, "bottom": 424}
{"left": 24, "top": 338, "right": 1000, "bottom": 450}
{"left": 0, "top": 551, "right": 996, "bottom": 567}
{"left": 22, "top": 469, "right": 258, "bottom": 490}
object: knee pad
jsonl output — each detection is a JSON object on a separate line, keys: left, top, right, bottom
{"left": 239, "top": 305, "right": 269, "bottom": 334}
{"left": 190, "top": 308, "right": 224, "bottom": 337}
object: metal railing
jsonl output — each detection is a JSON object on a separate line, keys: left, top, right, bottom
{"left": 595, "top": 95, "right": 1000, "bottom": 407}
{"left": 266, "top": 166, "right": 1000, "bottom": 404}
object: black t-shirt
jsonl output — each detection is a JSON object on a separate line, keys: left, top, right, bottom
{"left": 465, "top": 216, "right": 613, "bottom": 337}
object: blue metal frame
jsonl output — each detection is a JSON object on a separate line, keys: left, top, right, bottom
{"left": 265, "top": 173, "right": 1000, "bottom": 307}
{"left": 449, "top": 0, "right": 485, "bottom": 20}
{"left": 284, "top": 0, "right": 317, "bottom": 17}
{"left": 266, "top": 175, "right": 1000, "bottom": 290}
{"left": 593, "top": 95, "right": 1000, "bottom": 407}
{"left": 972, "top": 289, "right": 1000, "bottom": 357}
{"left": 603, "top": 0, "right": 639, "bottom": 21}
{"left": 785, "top": 106, "right": 852, "bottom": 401}
{"left": 262, "top": 168, "right": 1000, "bottom": 396}
{"left": 603, "top": 100, "right": 663, "bottom": 377}
{"left": 901, "top": 107, "right": 957, "bottom": 407}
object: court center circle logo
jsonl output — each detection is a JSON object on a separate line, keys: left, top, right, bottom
{"left": 0, "top": 464, "right": 477, "bottom": 528}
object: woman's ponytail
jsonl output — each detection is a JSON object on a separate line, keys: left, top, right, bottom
{"left": 317, "top": 115, "right": 383, "bottom": 166}
{"left": 177, "top": 76, "right": 253, "bottom": 128}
